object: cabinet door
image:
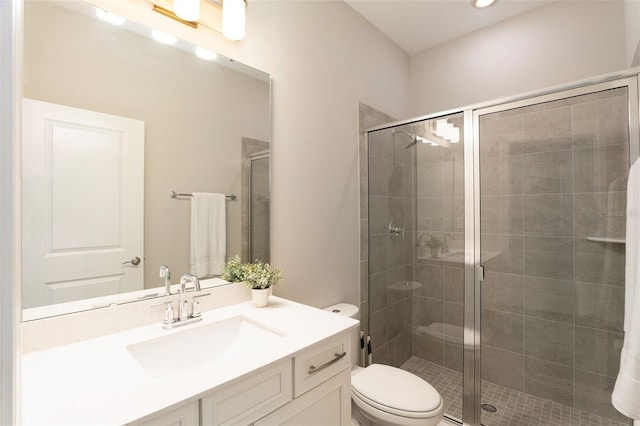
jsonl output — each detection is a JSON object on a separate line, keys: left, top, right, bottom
{"left": 255, "top": 368, "right": 351, "bottom": 426}
{"left": 201, "top": 358, "right": 292, "bottom": 426}
{"left": 135, "top": 401, "right": 199, "bottom": 426}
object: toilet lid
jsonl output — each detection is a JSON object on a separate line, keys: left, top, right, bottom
{"left": 351, "top": 364, "right": 441, "bottom": 414}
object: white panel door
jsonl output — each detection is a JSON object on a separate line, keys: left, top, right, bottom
{"left": 22, "top": 98, "right": 145, "bottom": 308}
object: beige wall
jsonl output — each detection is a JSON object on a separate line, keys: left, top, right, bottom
{"left": 409, "top": 1, "right": 627, "bottom": 115}
{"left": 24, "top": 2, "right": 270, "bottom": 288}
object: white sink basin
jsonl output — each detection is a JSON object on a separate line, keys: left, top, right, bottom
{"left": 127, "top": 316, "right": 286, "bottom": 378}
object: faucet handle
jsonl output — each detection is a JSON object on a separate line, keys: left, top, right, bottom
{"left": 190, "top": 292, "right": 211, "bottom": 318}
{"left": 191, "top": 300, "right": 201, "bottom": 318}
{"left": 164, "top": 304, "right": 176, "bottom": 324}
{"left": 151, "top": 301, "right": 176, "bottom": 324}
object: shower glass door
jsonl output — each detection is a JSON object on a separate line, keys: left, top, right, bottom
{"left": 367, "top": 112, "right": 466, "bottom": 424}
{"left": 475, "top": 80, "right": 636, "bottom": 425}
{"left": 249, "top": 152, "right": 270, "bottom": 262}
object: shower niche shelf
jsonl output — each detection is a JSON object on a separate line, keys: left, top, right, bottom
{"left": 585, "top": 236, "right": 626, "bottom": 244}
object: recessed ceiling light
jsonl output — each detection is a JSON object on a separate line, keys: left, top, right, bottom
{"left": 473, "top": 0, "right": 497, "bottom": 8}
{"left": 95, "top": 9, "right": 125, "bottom": 25}
{"left": 151, "top": 30, "right": 177, "bottom": 45}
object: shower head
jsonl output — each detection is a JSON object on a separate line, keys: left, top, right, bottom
{"left": 392, "top": 129, "right": 420, "bottom": 149}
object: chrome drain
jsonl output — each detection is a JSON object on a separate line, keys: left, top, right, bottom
{"left": 481, "top": 403, "right": 497, "bottom": 413}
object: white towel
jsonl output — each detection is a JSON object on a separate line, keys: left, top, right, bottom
{"left": 189, "top": 193, "right": 226, "bottom": 277}
{"left": 612, "top": 158, "right": 640, "bottom": 419}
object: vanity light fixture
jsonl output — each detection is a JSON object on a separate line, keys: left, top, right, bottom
{"left": 152, "top": 29, "right": 178, "bottom": 45}
{"left": 430, "top": 119, "right": 460, "bottom": 144}
{"left": 473, "top": 0, "right": 497, "bottom": 8}
{"left": 96, "top": 9, "right": 125, "bottom": 25}
{"left": 148, "top": 0, "right": 248, "bottom": 41}
{"left": 174, "top": 0, "right": 201, "bottom": 21}
{"left": 222, "top": 0, "right": 247, "bottom": 40}
{"left": 195, "top": 46, "right": 217, "bottom": 60}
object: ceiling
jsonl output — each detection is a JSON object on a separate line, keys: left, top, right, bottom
{"left": 344, "top": 0, "right": 556, "bottom": 55}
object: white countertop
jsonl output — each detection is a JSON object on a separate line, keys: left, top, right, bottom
{"left": 21, "top": 297, "right": 359, "bottom": 425}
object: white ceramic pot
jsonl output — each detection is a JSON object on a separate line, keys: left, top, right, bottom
{"left": 251, "top": 288, "right": 270, "bottom": 308}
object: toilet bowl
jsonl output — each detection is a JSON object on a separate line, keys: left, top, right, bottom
{"left": 324, "top": 304, "right": 444, "bottom": 426}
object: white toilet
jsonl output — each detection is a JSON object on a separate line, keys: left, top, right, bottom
{"left": 324, "top": 304, "right": 444, "bottom": 426}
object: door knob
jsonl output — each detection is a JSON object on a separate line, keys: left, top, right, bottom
{"left": 123, "top": 256, "right": 141, "bottom": 266}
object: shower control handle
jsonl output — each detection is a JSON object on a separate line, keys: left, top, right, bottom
{"left": 388, "top": 221, "right": 404, "bottom": 240}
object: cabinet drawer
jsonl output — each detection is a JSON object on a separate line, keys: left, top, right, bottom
{"left": 201, "top": 358, "right": 292, "bottom": 425}
{"left": 293, "top": 332, "right": 350, "bottom": 397}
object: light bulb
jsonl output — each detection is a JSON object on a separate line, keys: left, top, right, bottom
{"left": 450, "top": 127, "right": 460, "bottom": 143}
{"left": 223, "top": 0, "right": 246, "bottom": 40}
{"left": 174, "top": 0, "right": 200, "bottom": 21}
{"left": 436, "top": 119, "right": 448, "bottom": 138}
{"left": 473, "top": 0, "right": 496, "bottom": 8}
{"left": 446, "top": 122, "right": 455, "bottom": 140}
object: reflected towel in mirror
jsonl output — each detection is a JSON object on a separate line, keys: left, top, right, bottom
{"left": 190, "top": 193, "right": 226, "bottom": 277}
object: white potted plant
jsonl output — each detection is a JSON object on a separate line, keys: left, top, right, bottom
{"left": 221, "top": 256, "right": 282, "bottom": 307}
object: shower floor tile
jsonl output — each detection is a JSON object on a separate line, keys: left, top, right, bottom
{"left": 400, "top": 357, "right": 627, "bottom": 426}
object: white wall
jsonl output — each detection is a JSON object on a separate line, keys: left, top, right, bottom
{"left": 624, "top": 0, "right": 640, "bottom": 67}
{"left": 410, "top": 1, "right": 627, "bottom": 115}
{"left": 267, "top": 1, "right": 410, "bottom": 307}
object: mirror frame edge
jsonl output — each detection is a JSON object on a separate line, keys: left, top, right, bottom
{"left": 3, "top": 0, "right": 24, "bottom": 423}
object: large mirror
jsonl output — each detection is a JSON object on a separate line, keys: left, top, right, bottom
{"left": 22, "top": 0, "right": 271, "bottom": 320}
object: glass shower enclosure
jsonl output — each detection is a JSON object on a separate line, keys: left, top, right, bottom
{"left": 365, "top": 74, "right": 639, "bottom": 426}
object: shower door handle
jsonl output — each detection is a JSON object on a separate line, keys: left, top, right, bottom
{"left": 476, "top": 265, "right": 484, "bottom": 282}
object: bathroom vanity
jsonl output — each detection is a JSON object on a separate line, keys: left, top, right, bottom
{"left": 21, "top": 297, "right": 358, "bottom": 425}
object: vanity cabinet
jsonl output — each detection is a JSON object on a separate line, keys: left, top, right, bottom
{"left": 254, "top": 369, "right": 351, "bottom": 426}
{"left": 200, "top": 332, "right": 352, "bottom": 426}
{"left": 21, "top": 297, "right": 358, "bottom": 426}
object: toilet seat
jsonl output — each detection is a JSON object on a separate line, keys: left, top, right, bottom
{"left": 351, "top": 364, "right": 443, "bottom": 419}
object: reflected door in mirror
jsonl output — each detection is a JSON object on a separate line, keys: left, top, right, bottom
{"left": 22, "top": 99, "right": 145, "bottom": 308}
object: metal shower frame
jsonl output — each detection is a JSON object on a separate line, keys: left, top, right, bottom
{"left": 365, "top": 68, "right": 640, "bottom": 426}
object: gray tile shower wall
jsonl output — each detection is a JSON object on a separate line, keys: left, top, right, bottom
{"left": 477, "top": 88, "right": 628, "bottom": 422}
{"left": 412, "top": 113, "right": 466, "bottom": 373}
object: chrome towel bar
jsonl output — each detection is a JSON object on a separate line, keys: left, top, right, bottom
{"left": 169, "top": 191, "right": 237, "bottom": 201}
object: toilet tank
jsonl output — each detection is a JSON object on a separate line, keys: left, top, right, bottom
{"left": 324, "top": 303, "right": 361, "bottom": 366}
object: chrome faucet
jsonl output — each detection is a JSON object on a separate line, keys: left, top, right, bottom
{"left": 151, "top": 273, "right": 210, "bottom": 329}
{"left": 442, "top": 233, "right": 455, "bottom": 254}
{"left": 159, "top": 265, "right": 171, "bottom": 295}
{"left": 179, "top": 274, "right": 201, "bottom": 321}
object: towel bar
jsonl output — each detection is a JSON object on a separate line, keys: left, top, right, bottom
{"left": 169, "top": 191, "right": 237, "bottom": 201}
